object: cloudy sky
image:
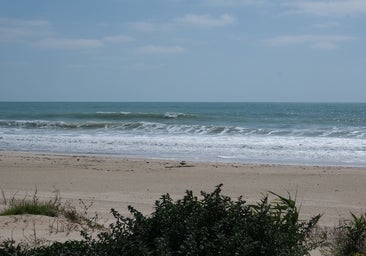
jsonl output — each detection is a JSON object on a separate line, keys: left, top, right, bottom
{"left": 0, "top": 0, "right": 365, "bottom": 102}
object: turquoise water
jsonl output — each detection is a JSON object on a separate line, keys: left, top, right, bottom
{"left": 0, "top": 102, "right": 365, "bottom": 166}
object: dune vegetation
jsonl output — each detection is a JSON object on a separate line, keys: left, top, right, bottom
{"left": 0, "top": 185, "right": 365, "bottom": 256}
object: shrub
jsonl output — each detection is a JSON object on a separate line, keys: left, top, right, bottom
{"left": 341, "top": 213, "right": 366, "bottom": 255}
{"left": 0, "top": 184, "right": 321, "bottom": 256}
{"left": 322, "top": 212, "right": 366, "bottom": 256}
{"left": 84, "top": 184, "right": 321, "bottom": 256}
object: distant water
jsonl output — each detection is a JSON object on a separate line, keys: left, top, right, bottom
{"left": 0, "top": 102, "right": 365, "bottom": 166}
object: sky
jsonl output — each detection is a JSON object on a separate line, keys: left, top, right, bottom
{"left": 0, "top": 0, "right": 365, "bottom": 102}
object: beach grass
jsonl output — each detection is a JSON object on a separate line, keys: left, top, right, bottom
{"left": 0, "top": 200, "right": 59, "bottom": 217}
{"left": 0, "top": 187, "right": 102, "bottom": 231}
{"left": 320, "top": 213, "right": 366, "bottom": 256}
{"left": 0, "top": 187, "right": 61, "bottom": 217}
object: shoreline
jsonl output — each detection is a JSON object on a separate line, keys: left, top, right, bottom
{"left": 2, "top": 149, "right": 366, "bottom": 168}
{"left": 1, "top": 150, "right": 366, "bottom": 245}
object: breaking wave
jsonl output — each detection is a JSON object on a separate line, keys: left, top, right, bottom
{"left": 1, "top": 119, "right": 365, "bottom": 138}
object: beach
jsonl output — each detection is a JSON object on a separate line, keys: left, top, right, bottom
{"left": 1, "top": 151, "right": 366, "bottom": 248}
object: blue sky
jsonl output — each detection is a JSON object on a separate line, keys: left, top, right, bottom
{"left": 0, "top": 0, "right": 365, "bottom": 102}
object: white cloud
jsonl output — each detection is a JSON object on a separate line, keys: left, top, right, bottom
{"left": 34, "top": 34, "right": 134, "bottom": 49}
{"left": 0, "top": 18, "right": 52, "bottom": 41}
{"left": 264, "top": 34, "right": 355, "bottom": 49}
{"left": 129, "top": 21, "right": 164, "bottom": 33}
{"left": 285, "top": 0, "right": 366, "bottom": 16}
{"left": 102, "top": 35, "right": 135, "bottom": 43}
{"left": 129, "top": 14, "right": 234, "bottom": 33}
{"left": 176, "top": 14, "right": 234, "bottom": 27}
{"left": 0, "top": 18, "right": 51, "bottom": 28}
{"left": 135, "top": 45, "right": 185, "bottom": 54}
{"left": 131, "top": 22, "right": 155, "bottom": 32}
{"left": 312, "top": 21, "right": 341, "bottom": 29}
{"left": 205, "top": 0, "right": 266, "bottom": 7}
{"left": 66, "top": 64, "right": 86, "bottom": 69}
{"left": 0, "top": 27, "right": 30, "bottom": 41}
{"left": 34, "top": 38, "right": 104, "bottom": 49}
{"left": 0, "top": 18, "right": 135, "bottom": 49}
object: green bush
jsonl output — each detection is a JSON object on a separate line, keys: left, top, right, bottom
{"left": 0, "top": 239, "right": 89, "bottom": 256}
{"left": 0, "top": 185, "right": 321, "bottom": 256}
{"left": 342, "top": 213, "right": 366, "bottom": 255}
{"left": 322, "top": 212, "right": 366, "bottom": 256}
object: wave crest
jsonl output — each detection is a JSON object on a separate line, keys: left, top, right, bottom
{"left": 1, "top": 120, "right": 365, "bottom": 138}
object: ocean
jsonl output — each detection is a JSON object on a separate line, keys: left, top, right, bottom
{"left": 0, "top": 102, "right": 365, "bottom": 166}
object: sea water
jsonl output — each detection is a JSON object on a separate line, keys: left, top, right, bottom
{"left": 0, "top": 102, "right": 365, "bottom": 166}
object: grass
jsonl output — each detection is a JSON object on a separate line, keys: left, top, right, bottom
{"left": 320, "top": 212, "right": 366, "bottom": 256}
{"left": 0, "top": 186, "right": 61, "bottom": 217}
{"left": 0, "top": 187, "right": 102, "bottom": 231}
{"left": 0, "top": 200, "right": 59, "bottom": 217}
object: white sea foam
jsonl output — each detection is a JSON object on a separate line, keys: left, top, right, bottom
{"left": 1, "top": 102, "right": 365, "bottom": 166}
{"left": 164, "top": 112, "right": 184, "bottom": 118}
{"left": 1, "top": 128, "right": 366, "bottom": 166}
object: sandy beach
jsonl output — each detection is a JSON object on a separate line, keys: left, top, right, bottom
{"left": 1, "top": 151, "right": 366, "bottom": 251}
